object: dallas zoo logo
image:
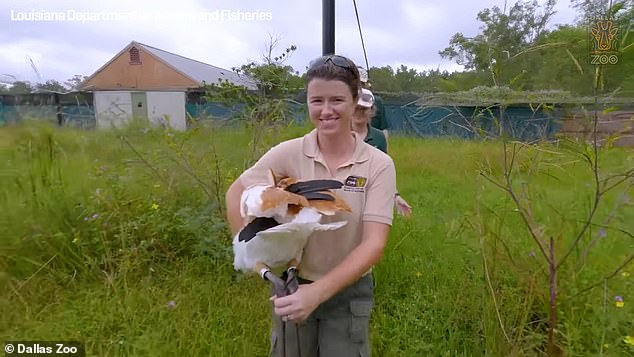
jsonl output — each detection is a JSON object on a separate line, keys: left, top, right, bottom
{"left": 589, "top": 18, "right": 619, "bottom": 65}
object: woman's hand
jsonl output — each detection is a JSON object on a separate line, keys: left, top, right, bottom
{"left": 395, "top": 195, "right": 412, "bottom": 217}
{"left": 271, "top": 283, "right": 322, "bottom": 323}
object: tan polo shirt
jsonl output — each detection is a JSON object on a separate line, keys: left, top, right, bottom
{"left": 238, "top": 129, "right": 396, "bottom": 281}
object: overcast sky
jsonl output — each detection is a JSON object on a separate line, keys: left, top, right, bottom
{"left": 1, "top": 0, "right": 579, "bottom": 85}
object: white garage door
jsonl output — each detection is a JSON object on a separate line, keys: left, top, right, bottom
{"left": 94, "top": 91, "right": 133, "bottom": 129}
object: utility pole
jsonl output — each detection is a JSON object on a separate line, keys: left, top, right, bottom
{"left": 323, "top": 0, "right": 335, "bottom": 55}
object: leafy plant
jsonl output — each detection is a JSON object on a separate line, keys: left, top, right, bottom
{"left": 468, "top": 3, "right": 634, "bottom": 354}
{"left": 203, "top": 37, "right": 304, "bottom": 167}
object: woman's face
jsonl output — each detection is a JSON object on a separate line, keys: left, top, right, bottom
{"left": 307, "top": 78, "right": 357, "bottom": 137}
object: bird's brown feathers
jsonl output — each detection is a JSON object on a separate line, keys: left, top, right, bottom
{"left": 263, "top": 170, "right": 351, "bottom": 216}
{"left": 260, "top": 187, "right": 309, "bottom": 212}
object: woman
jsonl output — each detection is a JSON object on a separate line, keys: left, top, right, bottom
{"left": 352, "top": 88, "right": 413, "bottom": 217}
{"left": 225, "top": 55, "right": 396, "bottom": 356}
{"left": 351, "top": 88, "right": 388, "bottom": 153}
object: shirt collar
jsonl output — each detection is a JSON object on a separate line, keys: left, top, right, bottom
{"left": 302, "top": 129, "right": 370, "bottom": 164}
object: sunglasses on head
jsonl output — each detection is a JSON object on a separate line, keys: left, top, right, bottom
{"left": 308, "top": 55, "right": 358, "bottom": 78}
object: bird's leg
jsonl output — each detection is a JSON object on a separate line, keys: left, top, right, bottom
{"left": 285, "top": 259, "right": 300, "bottom": 294}
{"left": 254, "top": 262, "right": 271, "bottom": 280}
{"left": 287, "top": 258, "right": 299, "bottom": 271}
{"left": 285, "top": 268, "right": 299, "bottom": 295}
{"left": 266, "top": 272, "right": 288, "bottom": 297}
{"left": 255, "top": 262, "right": 288, "bottom": 297}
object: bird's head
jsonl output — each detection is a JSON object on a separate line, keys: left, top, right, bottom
{"left": 276, "top": 177, "right": 298, "bottom": 190}
{"left": 268, "top": 169, "right": 298, "bottom": 190}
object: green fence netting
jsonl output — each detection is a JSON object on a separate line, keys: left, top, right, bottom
{"left": 387, "top": 104, "right": 561, "bottom": 140}
{"left": 184, "top": 102, "right": 560, "bottom": 141}
{"left": 2, "top": 97, "right": 561, "bottom": 141}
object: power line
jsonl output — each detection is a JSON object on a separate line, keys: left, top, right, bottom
{"left": 352, "top": 0, "right": 370, "bottom": 73}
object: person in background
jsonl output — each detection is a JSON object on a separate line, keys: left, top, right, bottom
{"left": 358, "top": 67, "right": 389, "bottom": 147}
{"left": 351, "top": 88, "right": 387, "bottom": 153}
{"left": 226, "top": 54, "right": 396, "bottom": 356}
{"left": 352, "top": 88, "right": 412, "bottom": 217}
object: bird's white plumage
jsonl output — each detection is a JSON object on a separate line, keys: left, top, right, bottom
{"left": 233, "top": 185, "right": 348, "bottom": 273}
{"left": 240, "top": 185, "right": 289, "bottom": 222}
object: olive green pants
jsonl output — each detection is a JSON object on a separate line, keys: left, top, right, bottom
{"left": 269, "top": 274, "right": 374, "bottom": 357}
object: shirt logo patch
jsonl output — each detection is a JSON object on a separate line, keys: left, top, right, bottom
{"left": 343, "top": 175, "right": 367, "bottom": 192}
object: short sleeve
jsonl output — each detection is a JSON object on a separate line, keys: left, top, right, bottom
{"left": 362, "top": 159, "right": 397, "bottom": 225}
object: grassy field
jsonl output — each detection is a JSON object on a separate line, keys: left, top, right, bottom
{"left": 0, "top": 120, "right": 632, "bottom": 356}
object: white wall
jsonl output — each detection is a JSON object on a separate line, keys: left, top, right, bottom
{"left": 94, "top": 91, "right": 187, "bottom": 131}
{"left": 94, "top": 91, "right": 132, "bottom": 129}
{"left": 147, "top": 92, "right": 187, "bottom": 131}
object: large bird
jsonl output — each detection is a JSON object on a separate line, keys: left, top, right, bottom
{"left": 233, "top": 171, "right": 351, "bottom": 295}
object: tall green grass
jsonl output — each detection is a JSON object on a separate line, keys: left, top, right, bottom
{"left": 1, "top": 121, "right": 632, "bottom": 356}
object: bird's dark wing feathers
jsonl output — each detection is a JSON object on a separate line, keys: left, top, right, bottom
{"left": 238, "top": 217, "right": 280, "bottom": 242}
{"left": 285, "top": 179, "right": 343, "bottom": 195}
{"left": 301, "top": 192, "right": 335, "bottom": 201}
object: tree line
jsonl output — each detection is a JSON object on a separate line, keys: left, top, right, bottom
{"left": 0, "top": 75, "right": 87, "bottom": 95}
{"left": 371, "top": 0, "right": 632, "bottom": 97}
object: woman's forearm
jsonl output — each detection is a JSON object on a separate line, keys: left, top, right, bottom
{"left": 226, "top": 179, "right": 246, "bottom": 236}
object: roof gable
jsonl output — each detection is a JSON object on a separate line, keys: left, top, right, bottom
{"left": 135, "top": 42, "right": 256, "bottom": 89}
{"left": 82, "top": 41, "right": 256, "bottom": 90}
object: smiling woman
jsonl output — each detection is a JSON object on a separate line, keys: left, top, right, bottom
{"left": 225, "top": 54, "right": 397, "bottom": 356}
